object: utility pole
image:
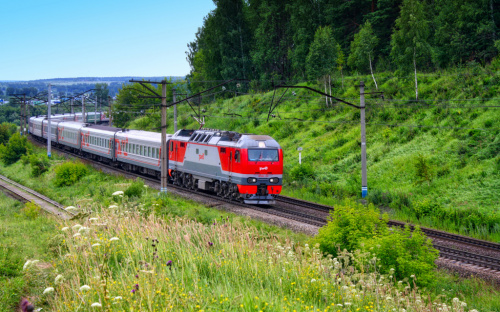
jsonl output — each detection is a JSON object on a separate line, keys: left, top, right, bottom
{"left": 47, "top": 84, "right": 52, "bottom": 158}
{"left": 82, "top": 95, "right": 86, "bottom": 123}
{"left": 94, "top": 96, "right": 97, "bottom": 124}
{"left": 360, "top": 81, "right": 367, "bottom": 198}
{"left": 70, "top": 98, "right": 74, "bottom": 114}
{"left": 161, "top": 82, "right": 168, "bottom": 194}
{"left": 21, "top": 94, "right": 26, "bottom": 135}
{"left": 173, "top": 88, "right": 177, "bottom": 132}
{"left": 99, "top": 97, "right": 102, "bottom": 122}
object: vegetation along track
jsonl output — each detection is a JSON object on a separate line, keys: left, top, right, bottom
{"left": 30, "top": 138, "right": 500, "bottom": 274}
{"left": 0, "top": 174, "right": 74, "bottom": 220}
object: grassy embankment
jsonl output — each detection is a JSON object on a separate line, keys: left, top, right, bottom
{"left": 0, "top": 144, "right": 499, "bottom": 311}
{"left": 128, "top": 64, "right": 500, "bottom": 242}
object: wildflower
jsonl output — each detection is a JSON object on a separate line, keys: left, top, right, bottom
{"left": 131, "top": 289, "right": 136, "bottom": 294}
{"left": 135, "top": 284, "right": 139, "bottom": 290}
{"left": 91, "top": 302, "right": 102, "bottom": 308}
{"left": 92, "top": 243, "right": 101, "bottom": 248}
{"left": 89, "top": 218, "right": 98, "bottom": 222}
{"left": 345, "top": 302, "right": 352, "bottom": 306}
{"left": 144, "top": 185, "right": 148, "bottom": 188}
{"left": 112, "top": 191, "right": 124, "bottom": 196}
{"left": 208, "top": 241, "right": 213, "bottom": 246}
{"left": 461, "top": 302, "right": 467, "bottom": 307}
{"left": 113, "top": 296, "right": 123, "bottom": 300}
{"left": 21, "top": 298, "right": 35, "bottom": 312}
{"left": 310, "top": 279, "right": 316, "bottom": 283}
{"left": 43, "top": 287, "right": 55, "bottom": 294}
{"left": 54, "top": 274, "right": 64, "bottom": 284}
{"left": 110, "top": 237, "right": 119, "bottom": 241}
{"left": 78, "top": 227, "right": 90, "bottom": 234}
{"left": 61, "top": 227, "right": 69, "bottom": 231}
{"left": 410, "top": 275, "right": 415, "bottom": 278}
{"left": 166, "top": 260, "right": 172, "bottom": 267}
{"left": 452, "top": 298, "right": 459, "bottom": 303}
{"left": 65, "top": 206, "right": 77, "bottom": 212}
{"left": 73, "top": 233, "right": 81, "bottom": 238}
{"left": 109, "top": 205, "right": 118, "bottom": 209}
{"left": 23, "top": 260, "right": 32, "bottom": 271}
{"left": 72, "top": 224, "right": 82, "bottom": 231}
{"left": 80, "top": 285, "right": 91, "bottom": 292}
{"left": 135, "top": 274, "right": 139, "bottom": 279}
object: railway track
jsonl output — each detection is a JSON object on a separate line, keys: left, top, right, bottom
{"left": 0, "top": 174, "right": 74, "bottom": 220}
{"left": 29, "top": 138, "right": 500, "bottom": 275}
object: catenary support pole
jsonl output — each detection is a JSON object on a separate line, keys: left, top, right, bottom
{"left": 161, "top": 81, "right": 168, "bottom": 194}
{"left": 94, "top": 96, "right": 97, "bottom": 124}
{"left": 21, "top": 94, "right": 26, "bottom": 135}
{"left": 47, "top": 84, "right": 52, "bottom": 158}
{"left": 70, "top": 98, "right": 74, "bottom": 114}
{"left": 82, "top": 95, "right": 86, "bottom": 123}
{"left": 360, "top": 81, "right": 367, "bottom": 198}
{"left": 173, "top": 88, "right": 177, "bottom": 132}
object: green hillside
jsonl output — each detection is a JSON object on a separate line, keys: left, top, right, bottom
{"left": 124, "top": 63, "right": 500, "bottom": 242}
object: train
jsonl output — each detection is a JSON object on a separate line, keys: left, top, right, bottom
{"left": 29, "top": 114, "right": 283, "bottom": 204}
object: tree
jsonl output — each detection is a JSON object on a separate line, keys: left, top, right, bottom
{"left": 95, "top": 83, "right": 109, "bottom": 106}
{"left": 348, "top": 20, "right": 380, "bottom": 90}
{"left": 390, "top": 0, "right": 431, "bottom": 100}
{"left": 0, "top": 133, "right": 32, "bottom": 165}
{"left": 306, "top": 26, "right": 339, "bottom": 106}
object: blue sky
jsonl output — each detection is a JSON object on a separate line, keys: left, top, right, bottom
{"left": 0, "top": 0, "right": 215, "bottom": 81}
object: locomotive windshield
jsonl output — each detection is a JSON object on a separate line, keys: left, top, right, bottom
{"left": 248, "top": 149, "right": 279, "bottom": 162}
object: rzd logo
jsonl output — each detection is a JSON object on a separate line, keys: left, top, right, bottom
{"left": 259, "top": 166, "right": 268, "bottom": 171}
{"left": 199, "top": 154, "right": 204, "bottom": 160}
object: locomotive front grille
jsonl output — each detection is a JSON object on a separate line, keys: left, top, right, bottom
{"left": 257, "top": 184, "right": 268, "bottom": 196}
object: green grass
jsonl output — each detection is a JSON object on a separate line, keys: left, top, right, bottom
{"left": 0, "top": 193, "right": 59, "bottom": 310}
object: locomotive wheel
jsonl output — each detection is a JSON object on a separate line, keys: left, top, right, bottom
{"left": 221, "top": 182, "right": 229, "bottom": 198}
{"left": 214, "top": 181, "right": 221, "bottom": 195}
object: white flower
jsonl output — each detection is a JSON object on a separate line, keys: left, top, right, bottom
{"left": 61, "top": 227, "right": 69, "bottom": 231}
{"left": 310, "top": 279, "right": 316, "bottom": 283}
{"left": 345, "top": 302, "right": 352, "bottom": 306}
{"left": 410, "top": 274, "right": 415, "bottom": 278}
{"left": 109, "top": 237, "right": 119, "bottom": 241}
{"left": 79, "top": 226, "right": 90, "bottom": 234}
{"left": 73, "top": 233, "right": 81, "bottom": 238}
{"left": 144, "top": 185, "right": 148, "bottom": 188}
{"left": 80, "top": 285, "right": 91, "bottom": 292}
{"left": 72, "top": 224, "right": 82, "bottom": 231}
{"left": 43, "top": 287, "right": 55, "bottom": 294}
{"left": 386, "top": 296, "right": 393, "bottom": 301}
{"left": 108, "top": 205, "right": 118, "bottom": 209}
{"left": 92, "top": 243, "right": 101, "bottom": 248}
{"left": 23, "top": 260, "right": 32, "bottom": 271}
{"left": 337, "top": 304, "right": 343, "bottom": 307}
{"left": 54, "top": 274, "right": 64, "bottom": 284}
{"left": 65, "top": 207, "right": 78, "bottom": 212}
{"left": 89, "top": 218, "right": 99, "bottom": 222}
{"left": 461, "top": 302, "right": 467, "bottom": 307}
{"left": 112, "top": 191, "right": 124, "bottom": 196}
{"left": 113, "top": 296, "right": 123, "bottom": 300}
{"left": 91, "top": 302, "right": 102, "bottom": 308}
{"left": 65, "top": 206, "right": 76, "bottom": 210}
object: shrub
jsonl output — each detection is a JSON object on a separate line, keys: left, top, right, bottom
{"left": 366, "top": 226, "right": 438, "bottom": 286}
{"left": 313, "top": 200, "right": 438, "bottom": 286}
{"left": 124, "top": 178, "right": 145, "bottom": 198}
{"left": 289, "top": 163, "right": 315, "bottom": 181}
{"left": 0, "top": 122, "right": 17, "bottom": 145}
{"left": 28, "top": 154, "right": 51, "bottom": 177}
{"left": 54, "top": 162, "right": 88, "bottom": 187}
{"left": 20, "top": 202, "right": 41, "bottom": 219}
{"left": 312, "top": 200, "right": 389, "bottom": 257}
{"left": 414, "top": 154, "right": 433, "bottom": 185}
{"left": 0, "top": 133, "right": 32, "bottom": 165}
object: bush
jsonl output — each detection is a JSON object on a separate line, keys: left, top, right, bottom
{"left": 0, "top": 122, "right": 17, "bottom": 145}
{"left": 0, "top": 133, "right": 32, "bottom": 165}
{"left": 28, "top": 154, "right": 51, "bottom": 177}
{"left": 289, "top": 163, "right": 315, "bottom": 181}
{"left": 20, "top": 202, "right": 41, "bottom": 219}
{"left": 124, "top": 178, "right": 145, "bottom": 198}
{"left": 312, "top": 200, "right": 389, "bottom": 257}
{"left": 54, "top": 162, "right": 88, "bottom": 187}
{"left": 312, "top": 200, "right": 438, "bottom": 287}
{"left": 365, "top": 226, "right": 438, "bottom": 286}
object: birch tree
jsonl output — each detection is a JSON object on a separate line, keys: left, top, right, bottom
{"left": 390, "top": 0, "right": 431, "bottom": 100}
{"left": 348, "top": 21, "right": 379, "bottom": 90}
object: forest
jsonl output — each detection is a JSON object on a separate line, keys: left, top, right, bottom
{"left": 186, "top": 0, "right": 500, "bottom": 90}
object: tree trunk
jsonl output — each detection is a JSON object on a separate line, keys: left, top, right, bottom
{"left": 414, "top": 47, "right": 418, "bottom": 101}
{"left": 369, "top": 53, "right": 378, "bottom": 91}
{"left": 329, "top": 75, "right": 332, "bottom": 106}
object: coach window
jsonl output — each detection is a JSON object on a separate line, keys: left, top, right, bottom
{"left": 170, "top": 141, "right": 173, "bottom": 150}
{"left": 235, "top": 150, "right": 240, "bottom": 162}
{"left": 148, "top": 147, "right": 151, "bottom": 157}
{"left": 140, "top": 146, "right": 144, "bottom": 156}
{"left": 196, "top": 148, "right": 199, "bottom": 154}
{"left": 204, "top": 150, "right": 208, "bottom": 156}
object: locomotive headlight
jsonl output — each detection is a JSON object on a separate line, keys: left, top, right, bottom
{"left": 247, "top": 177, "right": 257, "bottom": 183}
{"left": 269, "top": 177, "right": 279, "bottom": 184}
